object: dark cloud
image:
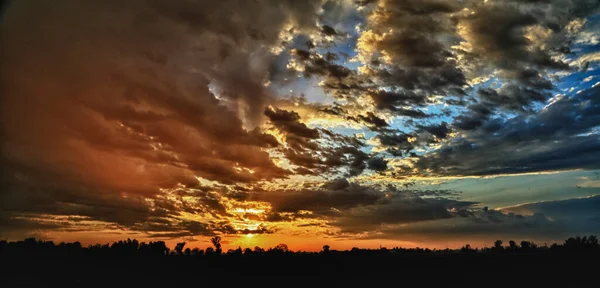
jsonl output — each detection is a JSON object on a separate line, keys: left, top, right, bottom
{"left": 369, "top": 90, "right": 429, "bottom": 111}
{"left": 0, "top": 0, "right": 327, "bottom": 237}
{"left": 253, "top": 179, "right": 476, "bottom": 232}
{"left": 334, "top": 196, "right": 476, "bottom": 233}
{"left": 321, "top": 25, "right": 338, "bottom": 36}
{"left": 357, "top": 112, "right": 389, "bottom": 129}
{"left": 291, "top": 49, "right": 352, "bottom": 79}
{"left": 417, "top": 122, "right": 451, "bottom": 139}
{"left": 502, "top": 195, "right": 600, "bottom": 221}
{"left": 453, "top": 103, "right": 495, "bottom": 131}
{"left": 456, "top": 0, "right": 599, "bottom": 113}
{"left": 264, "top": 107, "right": 320, "bottom": 139}
{"left": 367, "top": 157, "right": 388, "bottom": 172}
{"left": 412, "top": 85, "right": 600, "bottom": 177}
{"left": 355, "top": 0, "right": 377, "bottom": 6}
{"left": 461, "top": 4, "right": 553, "bottom": 70}
{"left": 396, "top": 108, "right": 429, "bottom": 118}
{"left": 370, "top": 195, "right": 600, "bottom": 243}
{"left": 143, "top": 220, "right": 274, "bottom": 238}
{"left": 263, "top": 178, "right": 382, "bottom": 215}
{"left": 375, "top": 133, "right": 415, "bottom": 156}
{"left": 260, "top": 103, "right": 374, "bottom": 177}
{"left": 287, "top": 47, "right": 371, "bottom": 99}
{"left": 319, "top": 104, "right": 348, "bottom": 117}
{"left": 276, "top": 133, "right": 369, "bottom": 177}
{"left": 478, "top": 84, "right": 549, "bottom": 112}
{"left": 355, "top": 0, "right": 468, "bottom": 111}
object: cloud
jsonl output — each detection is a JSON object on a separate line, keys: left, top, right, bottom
{"left": 369, "top": 194, "right": 600, "bottom": 243}
{"left": 453, "top": 104, "right": 495, "bottom": 131}
{"left": 374, "top": 133, "right": 415, "bottom": 156}
{"left": 0, "top": 0, "right": 328, "bottom": 237}
{"left": 1, "top": 0, "right": 599, "bottom": 244}
{"left": 367, "top": 157, "right": 389, "bottom": 172}
{"left": 459, "top": 2, "right": 564, "bottom": 71}
{"left": 477, "top": 84, "right": 549, "bottom": 113}
{"left": 287, "top": 47, "right": 367, "bottom": 99}
{"left": 416, "top": 122, "right": 452, "bottom": 140}
{"left": 356, "top": 112, "right": 389, "bottom": 129}
{"left": 262, "top": 178, "right": 383, "bottom": 215}
{"left": 501, "top": 194, "right": 600, "bottom": 219}
{"left": 250, "top": 178, "right": 475, "bottom": 235}
{"left": 454, "top": 0, "right": 598, "bottom": 114}
{"left": 410, "top": 85, "right": 600, "bottom": 177}
{"left": 356, "top": 0, "right": 468, "bottom": 103}
{"left": 368, "top": 90, "right": 429, "bottom": 111}
{"left": 321, "top": 25, "right": 339, "bottom": 36}
{"left": 265, "top": 107, "right": 320, "bottom": 139}
{"left": 333, "top": 194, "right": 476, "bottom": 233}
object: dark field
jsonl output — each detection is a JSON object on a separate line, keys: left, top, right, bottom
{"left": 2, "top": 253, "right": 598, "bottom": 285}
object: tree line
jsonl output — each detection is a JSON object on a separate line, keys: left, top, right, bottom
{"left": 1, "top": 235, "right": 598, "bottom": 258}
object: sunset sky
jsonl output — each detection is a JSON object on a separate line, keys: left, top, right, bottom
{"left": 1, "top": 0, "right": 600, "bottom": 251}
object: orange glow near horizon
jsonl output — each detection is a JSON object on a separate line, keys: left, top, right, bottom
{"left": 16, "top": 230, "right": 531, "bottom": 252}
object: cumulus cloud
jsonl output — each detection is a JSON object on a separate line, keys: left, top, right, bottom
{"left": 0, "top": 0, "right": 327, "bottom": 237}
{"left": 356, "top": 0, "right": 468, "bottom": 102}
{"left": 407, "top": 85, "right": 600, "bottom": 177}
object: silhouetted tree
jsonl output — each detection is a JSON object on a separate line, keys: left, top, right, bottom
{"left": 205, "top": 247, "right": 215, "bottom": 255}
{"left": 508, "top": 240, "right": 518, "bottom": 252}
{"left": 562, "top": 235, "right": 600, "bottom": 252}
{"left": 184, "top": 247, "right": 191, "bottom": 256}
{"left": 520, "top": 241, "right": 531, "bottom": 252}
{"left": 322, "top": 245, "right": 330, "bottom": 254}
{"left": 147, "top": 241, "right": 169, "bottom": 256}
{"left": 234, "top": 246, "right": 242, "bottom": 256}
{"left": 227, "top": 246, "right": 243, "bottom": 256}
{"left": 589, "top": 235, "right": 599, "bottom": 246}
{"left": 461, "top": 244, "right": 475, "bottom": 254}
{"left": 493, "top": 240, "right": 504, "bottom": 252}
{"left": 175, "top": 242, "right": 186, "bottom": 255}
{"left": 211, "top": 236, "right": 222, "bottom": 255}
{"left": 0, "top": 240, "right": 6, "bottom": 252}
{"left": 271, "top": 243, "right": 289, "bottom": 254}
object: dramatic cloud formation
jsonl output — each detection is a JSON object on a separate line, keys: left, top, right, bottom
{"left": 408, "top": 85, "right": 600, "bottom": 177}
{"left": 1, "top": 0, "right": 599, "bottom": 248}
{"left": 369, "top": 195, "right": 600, "bottom": 244}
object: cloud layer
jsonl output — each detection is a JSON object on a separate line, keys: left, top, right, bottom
{"left": 1, "top": 0, "right": 599, "bottom": 246}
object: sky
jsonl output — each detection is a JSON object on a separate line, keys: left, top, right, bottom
{"left": 1, "top": 0, "right": 600, "bottom": 251}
